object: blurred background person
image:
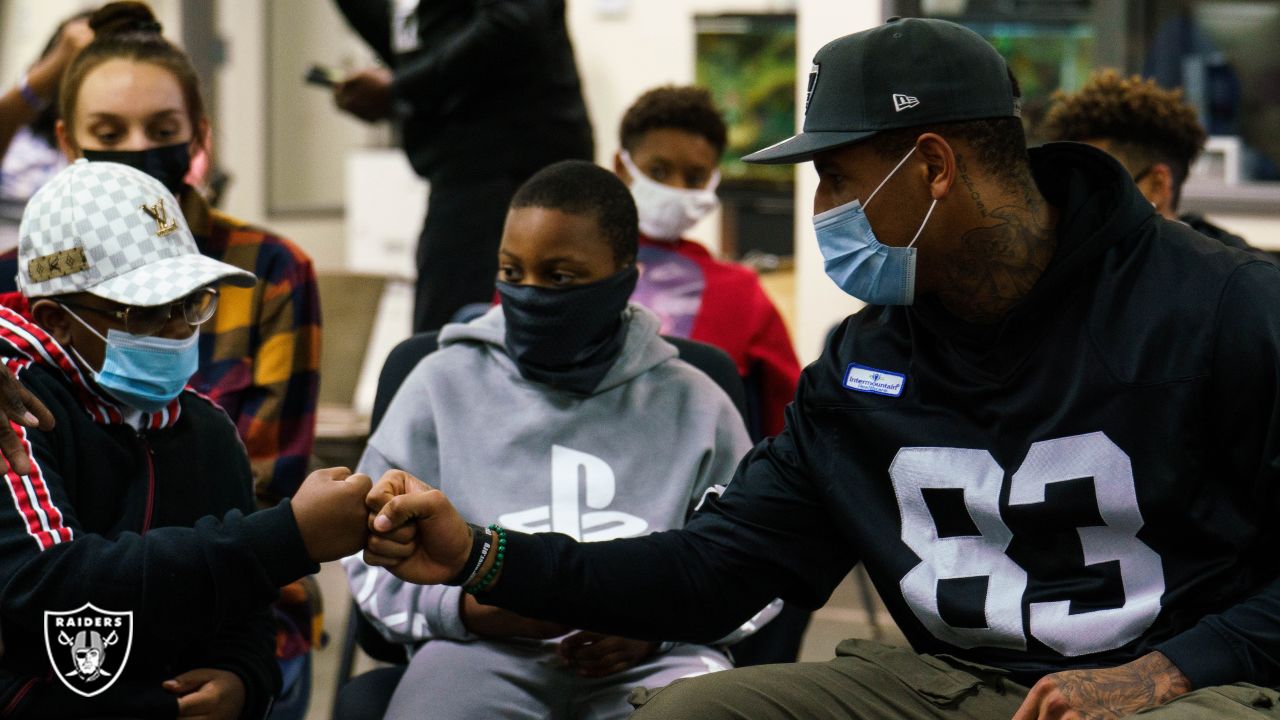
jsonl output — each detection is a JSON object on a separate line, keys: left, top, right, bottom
{"left": 0, "top": 13, "right": 93, "bottom": 253}
{"left": 332, "top": 0, "right": 595, "bottom": 333}
{"left": 615, "top": 86, "right": 800, "bottom": 443}
{"left": 1041, "top": 69, "right": 1274, "bottom": 262}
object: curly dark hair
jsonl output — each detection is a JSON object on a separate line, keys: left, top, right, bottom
{"left": 619, "top": 85, "right": 727, "bottom": 156}
{"left": 1041, "top": 70, "right": 1207, "bottom": 206}
{"left": 868, "top": 71, "right": 1031, "bottom": 197}
{"left": 510, "top": 160, "right": 639, "bottom": 265}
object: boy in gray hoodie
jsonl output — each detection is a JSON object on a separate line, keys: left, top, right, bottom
{"left": 344, "top": 161, "right": 758, "bottom": 719}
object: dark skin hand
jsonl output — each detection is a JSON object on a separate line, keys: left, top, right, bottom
{"left": 364, "top": 470, "right": 475, "bottom": 585}
{"left": 556, "top": 632, "right": 659, "bottom": 678}
{"left": 1012, "top": 652, "right": 1192, "bottom": 720}
{"left": 163, "top": 668, "right": 245, "bottom": 720}
{"left": 459, "top": 592, "right": 569, "bottom": 639}
{"left": 0, "top": 369, "right": 56, "bottom": 476}
{"left": 334, "top": 67, "right": 393, "bottom": 123}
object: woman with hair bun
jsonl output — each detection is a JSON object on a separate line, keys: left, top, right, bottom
{"left": 55, "top": 1, "right": 322, "bottom": 508}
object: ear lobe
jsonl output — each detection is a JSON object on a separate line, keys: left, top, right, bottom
{"left": 30, "top": 301, "right": 74, "bottom": 346}
{"left": 195, "top": 118, "right": 213, "bottom": 153}
{"left": 55, "top": 119, "right": 79, "bottom": 162}
{"left": 914, "top": 133, "right": 956, "bottom": 200}
{"left": 1138, "top": 163, "right": 1176, "bottom": 215}
{"left": 613, "top": 151, "right": 630, "bottom": 184}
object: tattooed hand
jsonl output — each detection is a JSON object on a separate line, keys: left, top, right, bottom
{"left": 1011, "top": 652, "right": 1192, "bottom": 720}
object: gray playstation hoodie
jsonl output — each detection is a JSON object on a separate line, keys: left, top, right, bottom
{"left": 344, "top": 304, "right": 755, "bottom": 645}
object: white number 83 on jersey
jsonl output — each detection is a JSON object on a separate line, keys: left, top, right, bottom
{"left": 890, "top": 431, "right": 1165, "bottom": 657}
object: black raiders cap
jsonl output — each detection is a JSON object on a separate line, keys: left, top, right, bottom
{"left": 743, "top": 17, "right": 1021, "bottom": 165}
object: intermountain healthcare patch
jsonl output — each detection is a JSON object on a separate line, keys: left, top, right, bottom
{"left": 44, "top": 603, "right": 133, "bottom": 697}
{"left": 843, "top": 363, "right": 906, "bottom": 397}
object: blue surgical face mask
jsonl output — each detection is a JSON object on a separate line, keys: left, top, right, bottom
{"left": 63, "top": 307, "right": 199, "bottom": 413}
{"left": 813, "top": 147, "right": 938, "bottom": 305}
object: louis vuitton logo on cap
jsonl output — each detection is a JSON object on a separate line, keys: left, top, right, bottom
{"left": 140, "top": 198, "right": 177, "bottom": 237}
{"left": 28, "top": 247, "right": 90, "bottom": 283}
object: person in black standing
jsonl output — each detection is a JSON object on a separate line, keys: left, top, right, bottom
{"left": 332, "top": 0, "right": 595, "bottom": 333}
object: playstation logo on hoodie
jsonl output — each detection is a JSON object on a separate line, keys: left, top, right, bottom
{"left": 44, "top": 603, "right": 134, "bottom": 697}
{"left": 499, "top": 445, "right": 649, "bottom": 541}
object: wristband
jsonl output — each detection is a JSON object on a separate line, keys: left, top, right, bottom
{"left": 448, "top": 523, "right": 493, "bottom": 586}
{"left": 464, "top": 524, "right": 506, "bottom": 594}
{"left": 17, "top": 75, "right": 48, "bottom": 112}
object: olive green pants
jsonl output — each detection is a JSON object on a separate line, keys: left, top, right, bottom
{"left": 629, "top": 639, "right": 1280, "bottom": 719}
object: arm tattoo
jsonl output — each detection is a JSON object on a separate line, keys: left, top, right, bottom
{"left": 937, "top": 205, "right": 1056, "bottom": 323}
{"left": 1051, "top": 652, "right": 1193, "bottom": 720}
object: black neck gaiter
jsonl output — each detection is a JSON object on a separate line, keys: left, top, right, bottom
{"left": 497, "top": 266, "right": 639, "bottom": 395}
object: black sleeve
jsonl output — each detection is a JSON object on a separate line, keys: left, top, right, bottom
{"left": 333, "top": 0, "right": 395, "bottom": 65}
{"left": 195, "top": 437, "right": 283, "bottom": 720}
{"left": 1155, "top": 260, "right": 1280, "bottom": 687}
{"left": 0, "top": 421, "right": 318, "bottom": 671}
{"left": 482, "top": 395, "right": 855, "bottom": 643}
{"left": 387, "top": 0, "right": 557, "bottom": 113}
{"left": 203, "top": 607, "right": 280, "bottom": 720}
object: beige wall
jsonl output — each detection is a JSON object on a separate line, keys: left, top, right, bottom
{"left": 0, "top": 0, "right": 181, "bottom": 83}
{"left": 214, "top": 0, "right": 363, "bottom": 271}
{"left": 790, "top": 2, "right": 880, "bottom": 361}
{"left": 1211, "top": 214, "right": 1280, "bottom": 251}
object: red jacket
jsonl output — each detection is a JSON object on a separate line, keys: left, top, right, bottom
{"left": 631, "top": 236, "right": 800, "bottom": 438}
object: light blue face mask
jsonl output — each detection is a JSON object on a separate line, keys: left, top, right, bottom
{"left": 63, "top": 307, "right": 199, "bottom": 413}
{"left": 813, "top": 147, "right": 938, "bottom": 305}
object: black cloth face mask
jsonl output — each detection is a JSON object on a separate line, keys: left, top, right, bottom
{"left": 83, "top": 142, "right": 191, "bottom": 195}
{"left": 497, "top": 265, "right": 640, "bottom": 395}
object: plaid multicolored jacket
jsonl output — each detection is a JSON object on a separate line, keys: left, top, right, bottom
{"left": 180, "top": 193, "right": 321, "bottom": 504}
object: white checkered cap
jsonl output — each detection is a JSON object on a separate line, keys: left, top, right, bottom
{"left": 17, "top": 159, "right": 254, "bottom": 305}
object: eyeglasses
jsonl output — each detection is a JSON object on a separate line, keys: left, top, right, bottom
{"left": 61, "top": 287, "right": 219, "bottom": 337}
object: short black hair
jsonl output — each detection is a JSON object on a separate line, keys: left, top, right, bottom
{"left": 867, "top": 71, "right": 1031, "bottom": 196}
{"left": 510, "top": 160, "right": 638, "bottom": 265}
{"left": 620, "top": 85, "right": 728, "bottom": 157}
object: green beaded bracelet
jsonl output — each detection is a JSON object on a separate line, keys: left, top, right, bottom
{"left": 464, "top": 524, "right": 506, "bottom": 594}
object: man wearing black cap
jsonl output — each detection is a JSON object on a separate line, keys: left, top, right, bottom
{"left": 355, "top": 17, "right": 1280, "bottom": 719}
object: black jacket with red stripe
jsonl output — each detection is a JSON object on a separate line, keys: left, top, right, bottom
{"left": 0, "top": 308, "right": 318, "bottom": 719}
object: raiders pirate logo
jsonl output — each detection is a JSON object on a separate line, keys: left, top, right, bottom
{"left": 44, "top": 603, "right": 133, "bottom": 697}
{"left": 805, "top": 63, "right": 820, "bottom": 114}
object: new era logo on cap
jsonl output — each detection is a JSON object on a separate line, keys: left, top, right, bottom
{"left": 742, "top": 18, "right": 1023, "bottom": 165}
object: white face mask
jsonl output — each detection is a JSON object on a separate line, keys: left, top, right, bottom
{"left": 620, "top": 150, "right": 720, "bottom": 241}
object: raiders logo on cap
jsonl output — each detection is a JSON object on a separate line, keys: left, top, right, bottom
{"left": 805, "top": 63, "right": 820, "bottom": 114}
